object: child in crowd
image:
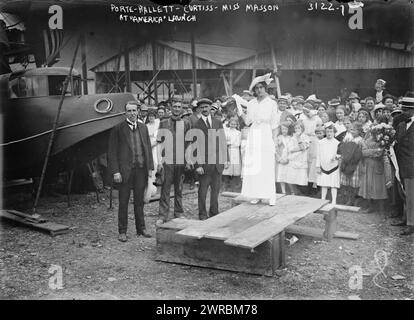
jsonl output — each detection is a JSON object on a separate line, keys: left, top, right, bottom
{"left": 275, "top": 121, "right": 292, "bottom": 194}
{"left": 301, "top": 105, "right": 322, "bottom": 193}
{"left": 336, "top": 116, "right": 353, "bottom": 142}
{"left": 316, "top": 122, "right": 341, "bottom": 204}
{"left": 338, "top": 122, "right": 364, "bottom": 205}
{"left": 334, "top": 105, "right": 347, "bottom": 139}
{"left": 315, "top": 126, "right": 325, "bottom": 140}
{"left": 240, "top": 125, "right": 250, "bottom": 180}
{"left": 319, "top": 111, "right": 330, "bottom": 125}
{"left": 222, "top": 117, "right": 242, "bottom": 191}
{"left": 286, "top": 121, "right": 310, "bottom": 195}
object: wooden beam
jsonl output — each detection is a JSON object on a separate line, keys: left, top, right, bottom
{"left": 233, "top": 69, "right": 247, "bottom": 86}
{"left": 151, "top": 41, "right": 158, "bottom": 105}
{"left": 80, "top": 33, "right": 88, "bottom": 94}
{"left": 124, "top": 40, "right": 131, "bottom": 92}
{"left": 191, "top": 30, "right": 198, "bottom": 98}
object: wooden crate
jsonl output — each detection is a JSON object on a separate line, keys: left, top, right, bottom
{"left": 156, "top": 218, "right": 285, "bottom": 276}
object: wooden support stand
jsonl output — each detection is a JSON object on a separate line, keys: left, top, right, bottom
{"left": 156, "top": 218, "right": 285, "bottom": 276}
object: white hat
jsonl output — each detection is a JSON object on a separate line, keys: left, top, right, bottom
{"left": 376, "top": 79, "right": 386, "bottom": 86}
{"left": 249, "top": 73, "right": 273, "bottom": 93}
{"left": 306, "top": 94, "right": 318, "bottom": 102}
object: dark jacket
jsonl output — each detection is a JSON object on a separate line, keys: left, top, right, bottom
{"left": 338, "top": 140, "right": 363, "bottom": 176}
{"left": 193, "top": 116, "right": 228, "bottom": 173}
{"left": 108, "top": 121, "right": 154, "bottom": 182}
{"left": 395, "top": 116, "right": 414, "bottom": 179}
{"left": 157, "top": 117, "right": 191, "bottom": 165}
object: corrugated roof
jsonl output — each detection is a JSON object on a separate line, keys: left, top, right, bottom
{"left": 157, "top": 40, "right": 256, "bottom": 66}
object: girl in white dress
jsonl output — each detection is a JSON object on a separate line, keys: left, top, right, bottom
{"left": 286, "top": 121, "right": 310, "bottom": 195}
{"left": 222, "top": 117, "right": 242, "bottom": 190}
{"left": 241, "top": 73, "right": 278, "bottom": 205}
{"left": 316, "top": 122, "right": 341, "bottom": 204}
{"left": 275, "top": 121, "right": 292, "bottom": 194}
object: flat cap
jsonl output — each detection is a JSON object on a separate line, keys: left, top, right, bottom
{"left": 196, "top": 98, "right": 213, "bottom": 107}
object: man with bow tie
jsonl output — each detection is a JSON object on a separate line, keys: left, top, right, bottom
{"left": 108, "top": 101, "right": 154, "bottom": 242}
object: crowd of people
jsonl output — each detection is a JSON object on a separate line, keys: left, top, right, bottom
{"left": 109, "top": 76, "right": 414, "bottom": 242}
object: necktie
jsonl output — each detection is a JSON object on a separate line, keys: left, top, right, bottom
{"left": 206, "top": 118, "right": 211, "bottom": 129}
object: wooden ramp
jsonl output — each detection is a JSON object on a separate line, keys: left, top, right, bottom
{"left": 157, "top": 194, "right": 346, "bottom": 276}
{"left": 0, "top": 210, "right": 69, "bottom": 236}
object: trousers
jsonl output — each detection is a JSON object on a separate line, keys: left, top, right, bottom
{"left": 118, "top": 166, "right": 147, "bottom": 234}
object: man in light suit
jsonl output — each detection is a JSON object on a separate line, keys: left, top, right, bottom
{"left": 108, "top": 101, "right": 154, "bottom": 242}
{"left": 192, "top": 98, "right": 228, "bottom": 220}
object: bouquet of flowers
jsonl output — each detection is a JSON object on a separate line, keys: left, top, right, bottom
{"left": 370, "top": 123, "right": 396, "bottom": 188}
{"left": 370, "top": 123, "right": 396, "bottom": 154}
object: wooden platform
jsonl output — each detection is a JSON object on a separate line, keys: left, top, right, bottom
{"left": 156, "top": 193, "right": 358, "bottom": 276}
{"left": 0, "top": 210, "right": 70, "bottom": 236}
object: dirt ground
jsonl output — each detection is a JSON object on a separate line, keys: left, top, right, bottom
{"left": 1, "top": 184, "right": 413, "bottom": 300}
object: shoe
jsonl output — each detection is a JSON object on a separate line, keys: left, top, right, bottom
{"left": 118, "top": 233, "right": 127, "bottom": 242}
{"left": 269, "top": 197, "right": 276, "bottom": 206}
{"left": 250, "top": 199, "right": 260, "bottom": 204}
{"left": 199, "top": 215, "right": 208, "bottom": 221}
{"left": 156, "top": 219, "right": 164, "bottom": 226}
{"left": 137, "top": 230, "right": 152, "bottom": 238}
{"left": 400, "top": 227, "right": 414, "bottom": 236}
{"left": 391, "top": 221, "right": 406, "bottom": 227}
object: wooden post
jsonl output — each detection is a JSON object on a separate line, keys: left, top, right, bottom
{"left": 191, "top": 31, "right": 198, "bottom": 98}
{"left": 67, "top": 170, "right": 74, "bottom": 207}
{"left": 323, "top": 208, "right": 338, "bottom": 241}
{"left": 80, "top": 33, "right": 88, "bottom": 95}
{"left": 228, "top": 70, "right": 233, "bottom": 96}
{"left": 271, "top": 45, "right": 282, "bottom": 98}
{"left": 151, "top": 42, "right": 158, "bottom": 105}
{"left": 271, "top": 231, "right": 286, "bottom": 274}
{"left": 124, "top": 40, "right": 131, "bottom": 92}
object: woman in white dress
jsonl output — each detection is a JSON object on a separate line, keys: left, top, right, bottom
{"left": 146, "top": 110, "right": 160, "bottom": 181}
{"left": 240, "top": 73, "right": 279, "bottom": 205}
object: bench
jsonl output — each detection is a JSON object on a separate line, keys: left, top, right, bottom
{"left": 156, "top": 193, "right": 359, "bottom": 276}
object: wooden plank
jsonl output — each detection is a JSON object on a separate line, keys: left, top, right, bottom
{"left": 334, "top": 231, "right": 359, "bottom": 240}
{"left": 271, "top": 231, "right": 285, "bottom": 273}
{"left": 232, "top": 193, "right": 286, "bottom": 205}
{"left": 334, "top": 204, "right": 360, "bottom": 213}
{"left": 177, "top": 202, "right": 264, "bottom": 239}
{"left": 224, "top": 196, "right": 329, "bottom": 249}
{"left": 1, "top": 210, "right": 47, "bottom": 223}
{"left": 286, "top": 225, "right": 359, "bottom": 240}
{"left": 160, "top": 217, "right": 202, "bottom": 230}
{"left": 286, "top": 225, "right": 324, "bottom": 239}
{"left": 204, "top": 202, "right": 290, "bottom": 241}
{"left": 156, "top": 225, "right": 275, "bottom": 276}
{"left": 1, "top": 211, "right": 69, "bottom": 236}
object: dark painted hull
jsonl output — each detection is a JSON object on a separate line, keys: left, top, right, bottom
{"left": 1, "top": 93, "right": 134, "bottom": 180}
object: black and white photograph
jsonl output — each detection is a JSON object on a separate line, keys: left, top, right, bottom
{"left": 0, "top": 0, "right": 413, "bottom": 303}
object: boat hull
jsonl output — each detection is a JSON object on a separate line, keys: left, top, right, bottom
{"left": 1, "top": 93, "right": 135, "bottom": 180}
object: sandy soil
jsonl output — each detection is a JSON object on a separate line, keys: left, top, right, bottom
{"left": 1, "top": 186, "right": 413, "bottom": 300}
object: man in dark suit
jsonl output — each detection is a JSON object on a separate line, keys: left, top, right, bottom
{"left": 394, "top": 92, "right": 414, "bottom": 235}
{"left": 192, "top": 98, "right": 228, "bottom": 220}
{"left": 393, "top": 92, "right": 414, "bottom": 236}
{"left": 108, "top": 101, "right": 154, "bottom": 242}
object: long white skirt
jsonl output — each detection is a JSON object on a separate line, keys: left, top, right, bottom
{"left": 241, "top": 123, "right": 275, "bottom": 199}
